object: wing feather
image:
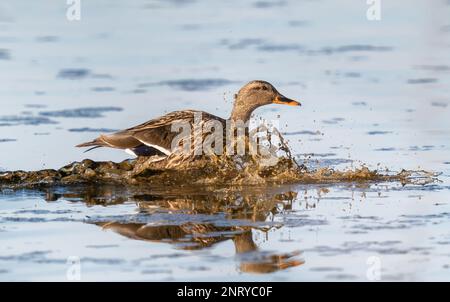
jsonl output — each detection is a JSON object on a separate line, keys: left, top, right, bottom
{"left": 76, "top": 110, "right": 226, "bottom": 155}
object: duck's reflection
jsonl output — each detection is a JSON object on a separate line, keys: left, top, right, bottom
{"left": 96, "top": 222, "right": 303, "bottom": 274}
{"left": 45, "top": 185, "right": 305, "bottom": 273}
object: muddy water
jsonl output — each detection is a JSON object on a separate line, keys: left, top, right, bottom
{"left": 1, "top": 0, "right": 450, "bottom": 281}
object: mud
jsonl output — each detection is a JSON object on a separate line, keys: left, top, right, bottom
{"left": 0, "top": 153, "right": 437, "bottom": 189}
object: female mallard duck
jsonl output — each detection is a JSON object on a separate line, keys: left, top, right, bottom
{"left": 76, "top": 80, "right": 300, "bottom": 157}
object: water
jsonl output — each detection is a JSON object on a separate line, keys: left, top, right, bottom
{"left": 1, "top": 0, "right": 450, "bottom": 281}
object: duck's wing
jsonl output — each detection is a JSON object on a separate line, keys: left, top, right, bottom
{"left": 75, "top": 131, "right": 142, "bottom": 150}
{"left": 76, "top": 110, "right": 225, "bottom": 155}
{"left": 128, "top": 110, "right": 225, "bottom": 154}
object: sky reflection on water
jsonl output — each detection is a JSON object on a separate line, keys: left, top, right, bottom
{"left": 0, "top": 0, "right": 450, "bottom": 281}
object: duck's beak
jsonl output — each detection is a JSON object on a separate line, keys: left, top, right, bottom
{"left": 273, "top": 95, "right": 301, "bottom": 106}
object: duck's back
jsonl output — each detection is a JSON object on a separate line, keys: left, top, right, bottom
{"left": 76, "top": 110, "right": 226, "bottom": 157}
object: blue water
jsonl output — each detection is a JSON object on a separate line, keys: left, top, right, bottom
{"left": 1, "top": 0, "right": 450, "bottom": 281}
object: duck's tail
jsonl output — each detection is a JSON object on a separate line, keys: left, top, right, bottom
{"left": 76, "top": 138, "right": 107, "bottom": 153}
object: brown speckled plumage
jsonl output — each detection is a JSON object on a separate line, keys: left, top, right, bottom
{"left": 76, "top": 80, "right": 300, "bottom": 157}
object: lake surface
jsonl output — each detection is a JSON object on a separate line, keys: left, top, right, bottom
{"left": 1, "top": 0, "right": 450, "bottom": 281}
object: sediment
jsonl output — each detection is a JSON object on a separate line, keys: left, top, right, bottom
{"left": 0, "top": 155, "right": 435, "bottom": 189}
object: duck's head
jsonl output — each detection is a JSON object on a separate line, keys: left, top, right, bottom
{"left": 231, "top": 80, "right": 300, "bottom": 122}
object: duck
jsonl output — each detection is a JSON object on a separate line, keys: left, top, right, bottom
{"left": 76, "top": 80, "right": 300, "bottom": 158}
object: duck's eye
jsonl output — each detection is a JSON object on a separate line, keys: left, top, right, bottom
{"left": 261, "top": 86, "right": 268, "bottom": 91}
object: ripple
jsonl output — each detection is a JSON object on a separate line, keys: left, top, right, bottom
{"left": 57, "top": 68, "right": 91, "bottom": 80}
{"left": 39, "top": 107, "right": 123, "bottom": 118}
{"left": 288, "top": 20, "right": 309, "bottom": 27}
{"left": 299, "top": 152, "right": 336, "bottom": 158}
{"left": 179, "top": 24, "right": 202, "bottom": 31}
{"left": 35, "top": 36, "right": 59, "bottom": 43}
{"left": 322, "top": 117, "right": 345, "bottom": 124}
{"left": 314, "top": 45, "right": 393, "bottom": 55}
{"left": 409, "top": 145, "right": 434, "bottom": 151}
{"left": 2, "top": 216, "right": 76, "bottom": 223}
{"left": 221, "top": 38, "right": 264, "bottom": 50}
{"left": 282, "top": 215, "right": 328, "bottom": 228}
{"left": 80, "top": 257, "right": 125, "bottom": 265}
{"left": 309, "top": 267, "right": 343, "bottom": 272}
{"left": 68, "top": 127, "right": 118, "bottom": 133}
{"left": 431, "top": 102, "right": 448, "bottom": 108}
{"left": 0, "top": 49, "right": 10, "bottom": 60}
{"left": 344, "top": 72, "right": 361, "bottom": 78}
{"left": 401, "top": 212, "right": 450, "bottom": 220}
{"left": 367, "top": 131, "right": 392, "bottom": 135}
{"left": 24, "top": 104, "right": 47, "bottom": 109}
{"left": 0, "top": 138, "right": 16, "bottom": 143}
{"left": 414, "top": 65, "right": 450, "bottom": 72}
{"left": 257, "top": 43, "right": 302, "bottom": 52}
{"left": 13, "top": 209, "right": 78, "bottom": 215}
{"left": 222, "top": 38, "right": 302, "bottom": 53}
{"left": 441, "top": 25, "right": 450, "bottom": 32}
{"left": 253, "top": 1, "right": 286, "bottom": 8}
{"left": 306, "top": 241, "right": 429, "bottom": 257}
{"left": 85, "top": 244, "right": 119, "bottom": 249}
{"left": 407, "top": 78, "right": 438, "bottom": 84}
{"left": 0, "top": 115, "right": 58, "bottom": 126}
{"left": 143, "top": 79, "right": 237, "bottom": 91}
{"left": 283, "top": 130, "right": 323, "bottom": 136}
{"left": 374, "top": 147, "right": 396, "bottom": 152}
{"left": 339, "top": 215, "right": 381, "bottom": 221}
{"left": 0, "top": 251, "right": 66, "bottom": 264}
{"left": 141, "top": 268, "right": 172, "bottom": 274}
{"left": 160, "top": 0, "right": 196, "bottom": 6}
{"left": 91, "top": 86, "right": 115, "bottom": 92}
{"left": 131, "top": 88, "right": 147, "bottom": 94}
{"left": 325, "top": 273, "right": 357, "bottom": 280}
{"left": 87, "top": 213, "right": 274, "bottom": 229}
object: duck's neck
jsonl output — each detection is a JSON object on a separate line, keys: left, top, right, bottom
{"left": 229, "top": 102, "right": 255, "bottom": 123}
{"left": 229, "top": 109, "right": 251, "bottom": 123}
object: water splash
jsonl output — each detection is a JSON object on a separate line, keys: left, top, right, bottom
{"left": 0, "top": 131, "right": 439, "bottom": 188}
